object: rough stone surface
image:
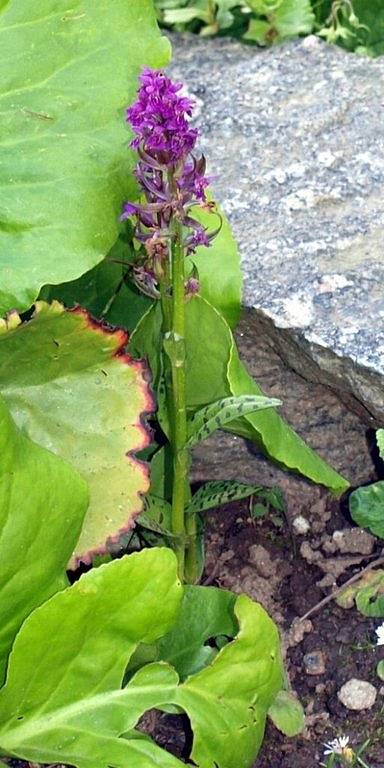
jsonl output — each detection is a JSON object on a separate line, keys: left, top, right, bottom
{"left": 169, "top": 34, "right": 384, "bottom": 422}
{"left": 338, "top": 678, "right": 377, "bottom": 710}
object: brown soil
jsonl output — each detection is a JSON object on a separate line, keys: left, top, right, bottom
{"left": 204, "top": 495, "right": 384, "bottom": 768}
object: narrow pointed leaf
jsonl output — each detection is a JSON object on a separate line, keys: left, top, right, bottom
{"left": 187, "top": 394, "right": 281, "bottom": 447}
{"left": 186, "top": 480, "right": 263, "bottom": 516}
{"left": 0, "top": 302, "right": 154, "bottom": 564}
{"left": 0, "top": 0, "right": 170, "bottom": 314}
{"left": 0, "top": 396, "right": 88, "bottom": 683}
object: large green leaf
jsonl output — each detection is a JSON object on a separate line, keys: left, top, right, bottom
{"left": 0, "top": 548, "right": 184, "bottom": 768}
{"left": 43, "top": 198, "right": 242, "bottom": 332}
{"left": 349, "top": 481, "right": 384, "bottom": 539}
{"left": 0, "top": 565, "right": 283, "bottom": 768}
{"left": 130, "top": 297, "right": 349, "bottom": 493}
{"left": 41, "top": 238, "right": 153, "bottom": 334}
{"left": 0, "top": 0, "right": 170, "bottom": 314}
{"left": 173, "top": 594, "right": 283, "bottom": 767}
{"left": 186, "top": 201, "right": 242, "bottom": 329}
{"left": 156, "top": 585, "right": 237, "bottom": 679}
{"left": 0, "top": 396, "right": 88, "bottom": 684}
{"left": 0, "top": 301, "right": 154, "bottom": 564}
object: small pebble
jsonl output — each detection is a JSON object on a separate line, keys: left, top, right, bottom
{"left": 338, "top": 679, "right": 377, "bottom": 710}
{"left": 293, "top": 515, "right": 310, "bottom": 535}
{"left": 303, "top": 650, "right": 326, "bottom": 675}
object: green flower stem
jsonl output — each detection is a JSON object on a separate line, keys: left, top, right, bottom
{"left": 165, "top": 217, "right": 189, "bottom": 581}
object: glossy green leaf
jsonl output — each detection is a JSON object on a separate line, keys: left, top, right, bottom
{"left": 268, "top": 690, "right": 305, "bottom": 736}
{"left": 186, "top": 201, "right": 242, "bottom": 328}
{"left": 0, "top": 396, "right": 88, "bottom": 683}
{"left": 349, "top": 481, "right": 384, "bottom": 539}
{"left": 377, "top": 429, "right": 384, "bottom": 460}
{"left": 225, "top": 324, "right": 348, "bottom": 494}
{"left": 0, "top": 0, "right": 170, "bottom": 314}
{"left": 0, "top": 302, "right": 153, "bottom": 564}
{"left": 0, "top": 551, "right": 284, "bottom": 768}
{"left": 156, "top": 585, "right": 237, "bottom": 679}
{"left": 187, "top": 394, "right": 281, "bottom": 447}
{"left": 377, "top": 660, "right": 384, "bottom": 681}
{"left": 0, "top": 548, "right": 184, "bottom": 768}
{"left": 129, "top": 584, "right": 238, "bottom": 681}
{"left": 175, "top": 595, "right": 283, "bottom": 767}
{"left": 186, "top": 480, "right": 263, "bottom": 515}
{"left": 41, "top": 246, "right": 153, "bottom": 334}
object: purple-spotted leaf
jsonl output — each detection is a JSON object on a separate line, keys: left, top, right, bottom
{"left": 0, "top": 301, "right": 154, "bottom": 565}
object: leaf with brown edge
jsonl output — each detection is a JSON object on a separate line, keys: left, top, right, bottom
{"left": 0, "top": 301, "right": 154, "bottom": 565}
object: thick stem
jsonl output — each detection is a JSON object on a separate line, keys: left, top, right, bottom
{"left": 171, "top": 222, "right": 188, "bottom": 579}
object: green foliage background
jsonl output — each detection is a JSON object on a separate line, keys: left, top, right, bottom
{"left": 155, "top": 0, "right": 384, "bottom": 56}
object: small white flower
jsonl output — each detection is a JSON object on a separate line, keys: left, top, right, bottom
{"left": 376, "top": 622, "right": 384, "bottom": 646}
{"left": 323, "top": 735, "right": 350, "bottom": 755}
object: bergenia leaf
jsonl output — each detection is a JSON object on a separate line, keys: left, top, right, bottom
{"left": 0, "top": 0, "right": 170, "bottom": 314}
{"left": 155, "top": 585, "right": 237, "bottom": 679}
{"left": 0, "top": 301, "right": 154, "bottom": 565}
{"left": 0, "top": 548, "right": 183, "bottom": 768}
{"left": 0, "top": 552, "right": 283, "bottom": 768}
{"left": 186, "top": 394, "right": 281, "bottom": 447}
{"left": 174, "top": 594, "right": 284, "bottom": 767}
{"left": 0, "top": 396, "right": 88, "bottom": 683}
{"left": 186, "top": 480, "right": 263, "bottom": 515}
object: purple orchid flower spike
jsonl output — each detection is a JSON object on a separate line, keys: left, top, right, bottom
{"left": 121, "top": 68, "right": 220, "bottom": 296}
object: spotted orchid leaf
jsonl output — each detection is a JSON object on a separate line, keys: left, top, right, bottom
{"left": 186, "top": 480, "right": 263, "bottom": 516}
{"left": 0, "top": 395, "right": 88, "bottom": 684}
{"left": 0, "top": 0, "right": 170, "bottom": 315}
{"left": 186, "top": 394, "right": 281, "bottom": 447}
{"left": 0, "top": 301, "right": 154, "bottom": 565}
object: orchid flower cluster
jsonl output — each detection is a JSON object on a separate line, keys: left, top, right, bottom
{"left": 121, "top": 67, "right": 220, "bottom": 298}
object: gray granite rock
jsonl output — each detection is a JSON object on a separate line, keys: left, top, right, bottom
{"left": 168, "top": 34, "right": 384, "bottom": 423}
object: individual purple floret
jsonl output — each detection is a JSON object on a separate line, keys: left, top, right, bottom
{"left": 121, "top": 68, "right": 220, "bottom": 296}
